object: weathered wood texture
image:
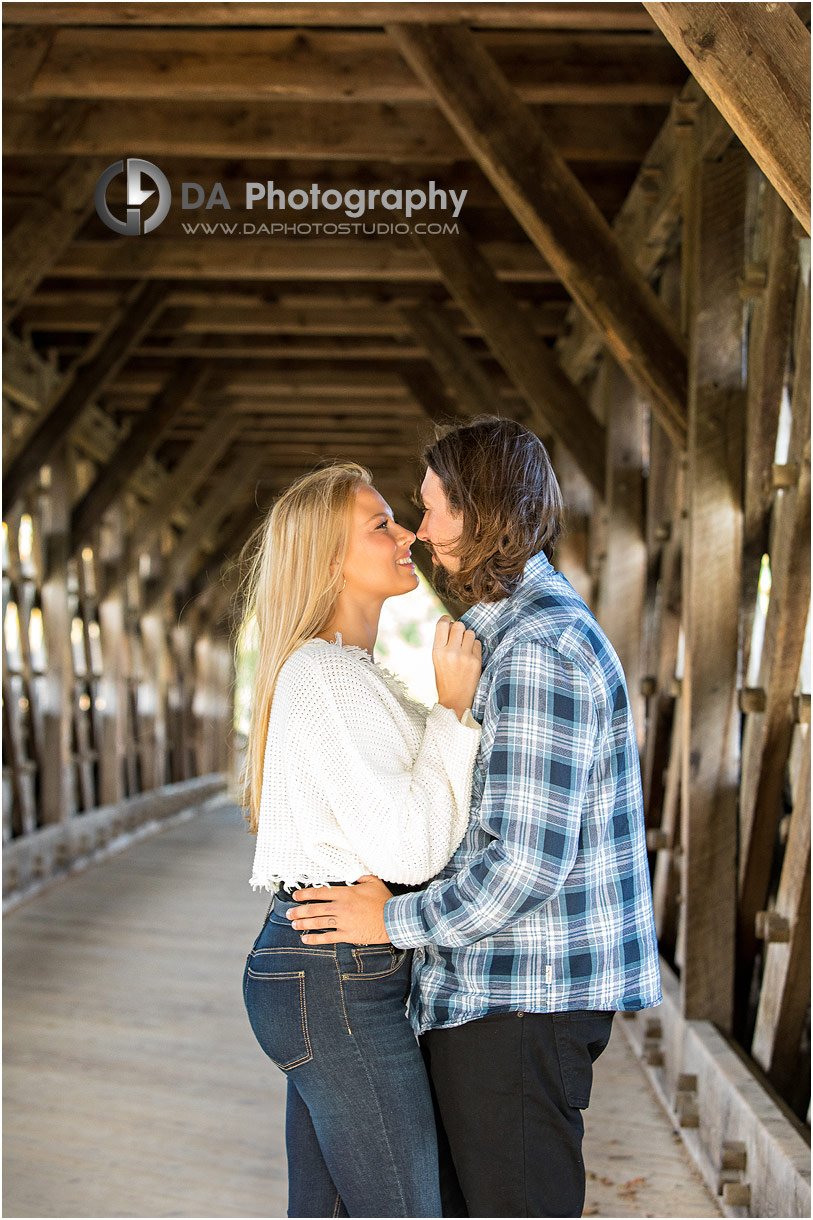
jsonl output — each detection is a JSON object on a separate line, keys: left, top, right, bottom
{"left": 2, "top": 158, "right": 104, "bottom": 324}
{"left": 412, "top": 225, "right": 607, "bottom": 493}
{"left": 679, "top": 146, "right": 749, "bottom": 1028}
{"left": 388, "top": 22, "right": 688, "bottom": 446}
{"left": 645, "top": 3, "right": 811, "bottom": 233}
{"left": 736, "top": 279, "right": 811, "bottom": 1025}
{"left": 3, "top": 27, "right": 686, "bottom": 104}
{"left": 1, "top": 4, "right": 661, "bottom": 28}
{"left": 3, "top": 282, "right": 169, "bottom": 506}
{"left": 594, "top": 359, "right": 646, "bottom": 744}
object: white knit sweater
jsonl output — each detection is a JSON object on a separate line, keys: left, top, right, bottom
{"left": 249, "top": 637, "right": 481, "bottom": 891}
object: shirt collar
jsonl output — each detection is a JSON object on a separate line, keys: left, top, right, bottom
{"left": 461, "top": 550, "right": 553, "bottom": 660}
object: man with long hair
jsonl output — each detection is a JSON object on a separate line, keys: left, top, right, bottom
{"left": 288, "top": 416, "right": 662, "bottom": 1217}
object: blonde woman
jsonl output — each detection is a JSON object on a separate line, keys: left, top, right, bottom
{"left": 239, "top": 463, "right": 481, "bottom": 1219}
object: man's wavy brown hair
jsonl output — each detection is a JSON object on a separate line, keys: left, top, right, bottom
{"left": 422, "top": 416, "right": 564, "bottom": 605}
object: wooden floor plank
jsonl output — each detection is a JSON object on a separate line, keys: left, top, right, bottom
{"left": 4, "top": 803, "right": 721, "bottom": 1218}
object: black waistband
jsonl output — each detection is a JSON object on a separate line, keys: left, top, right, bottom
{"left": 275, "top": 881, "right": 350, "bottom": 903}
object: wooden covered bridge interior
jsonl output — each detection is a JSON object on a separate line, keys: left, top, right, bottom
{"left": 2, "top": 3, "right": 811, "bottom": 1216}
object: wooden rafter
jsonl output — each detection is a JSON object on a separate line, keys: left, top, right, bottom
{"left": 1, "top": 4, "right": 660, "bottom": 29}
{"left": 129, "top": 405, "right": 242, "bottom": 558}
{"left": 4, "top": 98, "right": 666, "bottom": 163}
{"left": 145, "top": 449, "right": 263, "bottom": 610}
{"left": 644, "top": 2, "right": 811, "bottom": 233}
{"left": 44, "top": 239, "right": 555, "bottom": 284}
{"left": 398, "top": 362, "right": 465, "bottom": 427}
{"left": 4, "top": 28, "right": 686, "bottom": 105}
{"left": 3, "top": 157, "right": 104, "bottom": 324}
{"left": 70, "top": 361, "right": 213, "bottom": 552}
{"left": 412, "top": 225, "right": 606, "bottom": 495}
{"left": 3, "top": 281, "right": 169, "bottom": 507}
{"left": 400, "top": 305, "right": 503, "bottom": 418}
{"left": 387, "top": 22, "right": 689, "bottom": 448}
{"left": 557, "top": 77, "right": 732, "bottom": 386}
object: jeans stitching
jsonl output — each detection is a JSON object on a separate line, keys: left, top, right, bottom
{"left": 252, "top": 946, "right": 335, "bottom": 957}
{"left": 332, "top": 949, "right": 352, "bottom": 1036}
{"left": 343, "top": 949, "right": 407, "bottom": 980}
{"left": 331, "top": 1190, "right": 342, "bottom": 1218}
{"left": 343, "top": 1027, "right": 409, "bottom": 1215}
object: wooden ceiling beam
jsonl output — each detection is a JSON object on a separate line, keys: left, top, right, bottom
{"left": 108, "top": 398, "right": 427, "bottom": 419}
{"left": 412, "top": 225, "right": 606, "bottom": 495}
{"left": 48, "top": 238, "right": 555, "bottom": 283}
{"left": 18, "top": 300, "right": 567, "bottom": 338}
{"left": 145, "top": 447, "right": 263, "bottom": 609}
{"left": 131, "top": 404, "right": 242, "bottom": 556}
{"left": 388, "top": 22, "right": 688, "bottom": 448}
{"left": 398, "top": 362, "right": 465, "bottom": 427}
{"left": 557, "top": 77, "right": 732, "bottom": 386}
{"left": 69, "top": 361, "right": 213, "bottom": 552}
{"left": 6, "top": 28, "right": 685, "bottom": 105}
{"left": 26, "top": 281, "right": 569, "bottom": 307}
{"left": 99, "top": 371, "right": 528, "bottom": 406}
{"left": 4, "top": 153, "right": 638, "bottom": 204}
{"left": 401, "top": 305, "right": 503, "bottom": 417}
{"left": 645, "top": 2, "right": 811, "bottom": 233}
{"left": 1, "top": 4, "right": 659, "bottom": 30}
{"left": 182, "top": 499, "right": 263, "bottom": 590}
{"left": 3, "top": 281, "right": 169, "bottom": 508}
{"left": 3, "top": 157, "right": 103, "bottom": 324}
{"left": 23, "top": 336, "right": 432, "bottom": 363}
{"left": 4, "top": 99, "right": 666, "bottom": 163}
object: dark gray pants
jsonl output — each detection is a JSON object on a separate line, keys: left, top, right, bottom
{"left": 421, "top": 1009, "right": 615, "bottom": 1218}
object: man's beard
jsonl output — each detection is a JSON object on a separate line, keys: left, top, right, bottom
{"left": 422, "top": 543, "right": 457, "bottom": 600}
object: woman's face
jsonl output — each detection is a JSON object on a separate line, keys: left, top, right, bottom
{"left": 341, "top": 485, "right": 418, "bottom": 601}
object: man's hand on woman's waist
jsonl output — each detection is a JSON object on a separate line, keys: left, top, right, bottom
{"left": 287, "top": 874, "right": 393, "bottom": 944}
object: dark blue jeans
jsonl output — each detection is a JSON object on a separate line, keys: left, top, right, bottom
{"left": 243, "top": 895, "right": 441, "bottom": 1218}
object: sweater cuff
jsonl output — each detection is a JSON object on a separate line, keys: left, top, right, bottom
{"left": 431, "top": 702, "right": 480, "bottom": 732}
{"left": 383, "top": 891, "right": 431, "bottom": 948}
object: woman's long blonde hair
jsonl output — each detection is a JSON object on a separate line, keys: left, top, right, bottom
{"left": 236, "top": 462, "right": 372, "bottom": 832}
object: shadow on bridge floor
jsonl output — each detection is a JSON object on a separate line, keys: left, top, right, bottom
{"left": 3, "top": 803, "right": 720, "bottom": 1219}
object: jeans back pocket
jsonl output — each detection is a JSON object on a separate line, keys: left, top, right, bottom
{"left": 244, "top": 963, "right": 312, "bottom": 1071}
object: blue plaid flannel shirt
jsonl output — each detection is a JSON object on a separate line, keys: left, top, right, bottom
{"left": 384, "top": 550, "right": 662, "bottom": 1034}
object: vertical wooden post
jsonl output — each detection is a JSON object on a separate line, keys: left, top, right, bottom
{"left": 193, "top": 634, "right": 216, "bottom": 776}
{"left": 741, "top": 183, "right": 798, "bottom": 681}
{"left": 751, "top": 743, "right": 810, "bottom": 1096}
{"left": 39, "top": 444, "right": 75, "bottom": 823}
{"left": 737, "top": 280, "right": 811, "bottom": 1019}
{"left": 139, "top": 612, "right": 170, "bottom": 790}
{"left": 96, "top": 505, "right": 126, "bottom": 805}
{"left": 596, "top": 357, "right": 647, "bottom": 746}
{"left": 551, "top": 442, "right": 594, "bottom": 608}
{"left": 170, "top": 623, "right": 196, "bottom": 780}
{"left": 679, "top": 145, "right": 749, "bottom": 1029}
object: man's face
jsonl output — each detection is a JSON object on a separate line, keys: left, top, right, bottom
{"left": 417, "top": 468, "right": 464, "bottom": 573}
